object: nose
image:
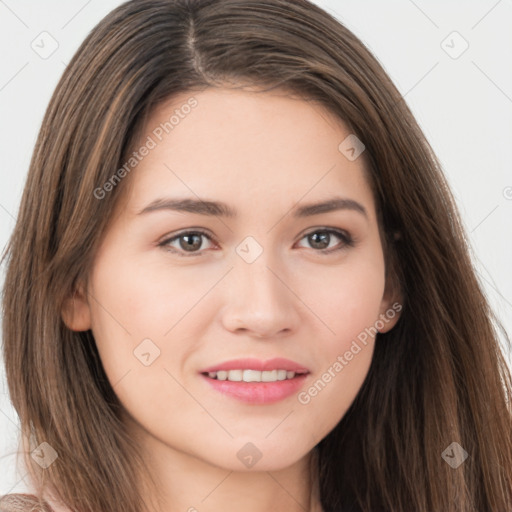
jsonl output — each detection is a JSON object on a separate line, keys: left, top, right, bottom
{"left": 220, "top": 250, "right": 301, "bottom": 339}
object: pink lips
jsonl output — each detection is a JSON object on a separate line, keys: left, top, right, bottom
{"left": 200, "top": 357, "right": 310, "bottom": 405}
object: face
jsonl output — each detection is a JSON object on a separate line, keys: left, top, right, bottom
{"left": 63, "top": 86, "right": 401, "bottom": 473}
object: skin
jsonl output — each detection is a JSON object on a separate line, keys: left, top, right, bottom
{"left": 62, "top": 86, "right": 401, "bottom": 512}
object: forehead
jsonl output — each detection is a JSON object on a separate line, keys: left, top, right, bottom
{"left": 119, "top": 86, "right": 375, "bottom": 221}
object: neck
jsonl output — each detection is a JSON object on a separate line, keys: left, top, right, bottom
{"left": 135, "top": 433, "right": 323, "bottom": 512}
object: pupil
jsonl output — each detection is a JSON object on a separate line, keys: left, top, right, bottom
{"left": 310, "top": 232, "right": 329, "bottom": 249}
{"left": 181, "top": 234, "right": 201, "bottom": 251}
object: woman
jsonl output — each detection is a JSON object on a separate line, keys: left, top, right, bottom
{"left": 1, "top": 0, "right": 511, "bottom": 511}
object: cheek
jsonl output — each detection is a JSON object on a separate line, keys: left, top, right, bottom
{"left": 304, "top": 251, "right": 386, "bottom": 350}
{"left": 88, "top": 249, "right": 212, "bottom": 344}
{"left": 295, "top": 295, "right": 382, "bottom": 441}
{"left": 85, "top": 252, "right": 168, "bottom": 384}
{"left": 86, "top": 248, "right": 221, "bottom": 401}
{"left": 291, "top": 252, "right": 385, "bottom": 426}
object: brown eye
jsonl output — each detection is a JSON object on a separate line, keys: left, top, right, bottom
{"left": 159, "top": 230, "right": 216, "bottom": 257}
{"left": 297, "top": 229, "right": 354, "bottom": 253}
{"left": 177, "top": 233, "right": 203, "bottom": 252}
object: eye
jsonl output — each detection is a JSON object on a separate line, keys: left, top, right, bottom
{"left": 158, "top": 229, "right": 216, "bottom": 257}
{"left": 296, "top": 228, "right": 354, "bottom": 254}
{"left": 158, "top": 227, "right": 355, "bottom": 257}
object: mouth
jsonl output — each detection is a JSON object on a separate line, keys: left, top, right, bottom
{"left": 199, "top": 358, "right": 310, "bottom": 404}
{"left": 202, "top": 369, "right": 309, "bottom": 382}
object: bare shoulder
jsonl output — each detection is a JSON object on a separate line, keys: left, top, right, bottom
{"left": 0, "top": 494, "right": 54, "bottom": 512}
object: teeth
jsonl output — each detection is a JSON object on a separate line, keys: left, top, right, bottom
{"left": 227, "top": 369, "right": 242, "bottom": 381}
{"left": 243, "top": 369, "right": 261, "bottom": 382}
{"left": 261, "top": 370, "right": 277, "bottom": 382}
{"left": 206, "top": 369, "right": 299, "bottom": 382}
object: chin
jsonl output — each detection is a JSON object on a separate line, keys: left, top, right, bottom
{"left": 200, "top": 437, "right": 314, "bottom": 473}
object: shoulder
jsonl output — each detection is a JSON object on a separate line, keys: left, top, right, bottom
{"left": 0, "top": 494, "right": 54, "bottom": 512}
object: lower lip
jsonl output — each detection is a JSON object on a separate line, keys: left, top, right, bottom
{"left": 200, "top": 373, "right": 308, "bottom": 404}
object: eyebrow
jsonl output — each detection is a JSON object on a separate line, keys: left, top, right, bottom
{"left": 136, "top": 196, "right": 368, "bottom": 219}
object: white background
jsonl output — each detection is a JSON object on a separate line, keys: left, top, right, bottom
{"left": 1, "top": 0, "right": 511, "bottom": 496}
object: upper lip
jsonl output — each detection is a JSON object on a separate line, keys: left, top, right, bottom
{"left": 200, "top": 357, "right": 309, "bottom": 374}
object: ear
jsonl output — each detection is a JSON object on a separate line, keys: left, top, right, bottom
{"left": 61, "top": 279, "right": 92, "bottom": 331}
{"left": 376, "top": 268, "right": 403, "bottom": 334}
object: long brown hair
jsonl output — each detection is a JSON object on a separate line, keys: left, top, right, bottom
{"left": 2, "top": 0, "right": 511, "bottom": 510}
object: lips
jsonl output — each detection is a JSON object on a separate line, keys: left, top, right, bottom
{"left": 199, "top": 357, "right": 310, "bottom": 404}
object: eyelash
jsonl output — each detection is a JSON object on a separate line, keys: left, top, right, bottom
{"left": 158, "top": 228, "right": 355, "bottom": 257}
